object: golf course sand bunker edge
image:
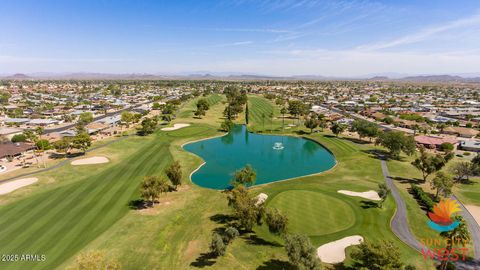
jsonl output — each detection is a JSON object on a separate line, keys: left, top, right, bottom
{"left": 161, "top": 123, "right": 190, "bottom": 131}
{"left": 317, "top": 235, "right": 364, "bottom": 264}
{"left": 338, "top": 190, "right": 381, "bottom": 201}
{"left": 71, "top": 156, "right": 109, "bottom": 166}
{"left": 465, "top": 205, "right": 480, "bottom": 226}
{"left": 255, "top": 193, "right": 268, "bottom": 206}
{"left": 0, "top": 177, "right": 38, "bottom": 195}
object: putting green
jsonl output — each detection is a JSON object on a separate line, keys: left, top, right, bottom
{"left": 268, "top": 190, "right": 355, "bottom": 235}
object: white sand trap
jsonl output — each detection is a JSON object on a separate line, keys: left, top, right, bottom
{"left": 338, "top": 190, "right": 381, "bottom": 201}
{"left": 71, "top": 156, "right": 109, "bottom": 166}
{"left": 255, "top": 193, "right": 268, "bottom": 206}
{"left": 0, "top": 177, "right": 38, "bottom": 195}
{"left": 317, "top": 235, "right": 363, "bottom": 264}
{"left": 161, "top": 123, "right": 190, "bottom": 131}
{"left": 465, "top": 205, "right": 480, "bottom": 226}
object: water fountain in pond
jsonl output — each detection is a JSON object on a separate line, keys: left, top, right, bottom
{"left": 273, "top": 142, "right": 284, "bottom": 150}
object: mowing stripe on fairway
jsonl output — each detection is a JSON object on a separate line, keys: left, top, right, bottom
{"left": 0, "top": 135, "right": 173, "bottom": 270}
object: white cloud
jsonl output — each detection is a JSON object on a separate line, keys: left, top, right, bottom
{"left": 357, "top": 11, "right": 480, "bottom": 51}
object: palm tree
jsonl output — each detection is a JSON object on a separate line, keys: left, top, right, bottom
{"left": 280, "top": 107, "right": 287, "bottom": 131}
{"left": 262, "top": 113, "right": 266, "bottom": 131}
{"left": 269, "top": 112, "right": 274, "bottom": 132}
{"left": 439, "top": 216, "right": 470, "bottom": 270}
{"left": 23, "top": 130, "right": 40, "bottom": 168}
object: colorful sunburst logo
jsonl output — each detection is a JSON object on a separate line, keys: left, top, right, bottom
{"left": 427, "top": 199, "right": 461, "bottom": 232}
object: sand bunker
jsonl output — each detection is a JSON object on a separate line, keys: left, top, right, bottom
{"left": 338, "top": 190, "right": 381, "bottom": 201}
{"left": 71, "top": 156, "right": 109, "bottom": 166}
{"left": 317, "top": 235, "right": 364, "bottom": 264}
{"left": 465, "top": 205, "right": 480, "bottom": 226}
{"left": 161, "top": 123, "right": 190, "bottom": 131}
{"left": 0, "top": 177, "right": 38, "bottom": 195}
{"left": 255, "top": 193, "right": 268, "bottom": 206}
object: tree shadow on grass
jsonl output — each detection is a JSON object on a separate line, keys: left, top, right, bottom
{"left": 294, "top": 130, "right": 309, "bottom": 135}
{"left": 256, "top": 259, "right": 295, "bottom": 270}
{"left": 341, "top": 137, "right": 371, "bottom": 145}
{"left": 391, "top": 176, "right": 423, "bottom": 185}
{"left": 243, "top": 234, "right": 283, "bottom": 247}
{"left": 361, "top": 149, "right": 391, "bottom": 161}
{"left": 360, "top": 200, "right": 379, "bottom": 209}
{"left": 209, "top": 213, "right": 236, "bottom": 225}
{"left": 128, "top": 199, "right": 148, "bottom": 210}
{"left": 190, "top": 252, "right": 217, "bottom": 268}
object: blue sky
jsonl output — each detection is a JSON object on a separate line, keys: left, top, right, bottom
{"left": 1, "top": 0, "right": 480, "bottom": 76}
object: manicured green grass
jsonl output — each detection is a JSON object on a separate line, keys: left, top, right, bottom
{"left": 0, "top": 125, "right": 219, "bottom": 270}
{"left": 0, "top": 95, "right": 438, "bottom": 270}
{"left": 269, "top": 190, "right": 355, "bottom": 235}
{"left": 205, "top": 94, "right": 222, "bottom": 106}
{"left": 177, "top": 94, "right": 223, "bottom": 119}
{"left": 247, "top": 96, "right": 286, "bottom": 132}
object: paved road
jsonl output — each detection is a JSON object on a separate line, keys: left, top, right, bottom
{"left": 453, "top": 195, "right": 480, "bottom": 263}
{"left": 380, "top": 159, "right": 424, "bottom": 252}
{"left": 44, "top": 101, "right": 151, "bottom": 134}
{"left": 381, "top": 159, "right": 480, "bottom": 269}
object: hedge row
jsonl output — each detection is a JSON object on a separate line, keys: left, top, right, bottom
{"left": 410, "top": 184, "right": 436, "bottom": 211}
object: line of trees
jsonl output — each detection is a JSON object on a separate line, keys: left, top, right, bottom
{"left": 223, "top": 86, "right": 247, "bottom": 120}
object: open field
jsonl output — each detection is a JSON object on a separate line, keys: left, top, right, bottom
{"left": 0, "top": 95, "right": 437, "bottom": 270}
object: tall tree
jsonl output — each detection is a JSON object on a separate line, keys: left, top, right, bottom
{"left": 351, "top": 119, "right": 379, "bottom": 141}
{"left": 411, "top": 146, "right": 447, "bottom": 182}
{"left": 140, "top": 176, "right": 169, "bottom": 206}
{"left": 377, "top": 183, "right": 390, "bottom": 208}
{"left": 330, "top": 122, "right": 346, "bottom": 137}
{"left": 137, "top": 117, "right": 158, "bottom": 136}
{"left": 165, "top": 161, "right": 182, "bottom": 190}
{"left": 231, "top": 164, "right": 256, "bottom": 186}
{"left": 72, "top": 132, "right": 91, "bottom": 154}
{"left": 227, "top": 185, "right": 263, "bottom": 231}
{"left": 449, "top": 161, "right": 474, "bottom": 183}
{"left": 265, "top": 208, "right": 288, "bottom": 235}
{"left": 280, "top": 107, "right": 287, "bottom": 130}
{"left": 376, "top": 131, "right": 415, "bottom": 159}
{"left": 351, "top": 240, "right": 404, "bottom": 270}
{"left": 209, "top": 232, "right": 226, "bottom": 257}
{"left": 245, "top": 102, "right": 249, "bottom": 125}
{"left": 287, "top": 100, "right": 305, "bottom": 123}
{"left": 431, "top": 172, "right": 454, "bottom": 199}
{"left": 284, "top": 234, "right": 320, "bottom": 270}
{"left": 121, "top": 111, "right": 134, "bottom": 127}
{"left": 304, "top": 117, "right": 319, "bottom": 134}
{"left": 439, "top": 216, "right": 470, "bottom": 270}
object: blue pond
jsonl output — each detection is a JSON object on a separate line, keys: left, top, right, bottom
{"left": 183, "top": 125, "right": 336, "bottom": 189}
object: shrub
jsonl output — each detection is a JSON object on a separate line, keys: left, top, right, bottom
{"left": 439, "top": 142, "right": 454, "bottom": 152}
{"left": 209, "top": 232, "right": 226, "bottom": 257}
{"left": 11, "top": 134, "right": 27, "bottom": 143}
{"left": 410, "top": 184, "right": 436, "bottom": 211}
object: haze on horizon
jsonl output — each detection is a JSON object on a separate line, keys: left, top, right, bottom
{"left": 1, "top": 0, "right": 480, "bottom": 77}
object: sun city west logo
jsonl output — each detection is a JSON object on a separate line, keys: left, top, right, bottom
{"left": 427, "top": 198, "right": 461, "bottom": 232}
{"left": 421, "top": 199, "right": 470, "bottom": 262}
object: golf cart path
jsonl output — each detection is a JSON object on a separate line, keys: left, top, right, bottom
{"left": 453, "top": 194, "right": 480, "bottom": 261}
{"left": 380, "top": 159, "right": 423, "bottom": 252}
{"left": 381, "top": 159, "right": 480, "bottom": 269}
